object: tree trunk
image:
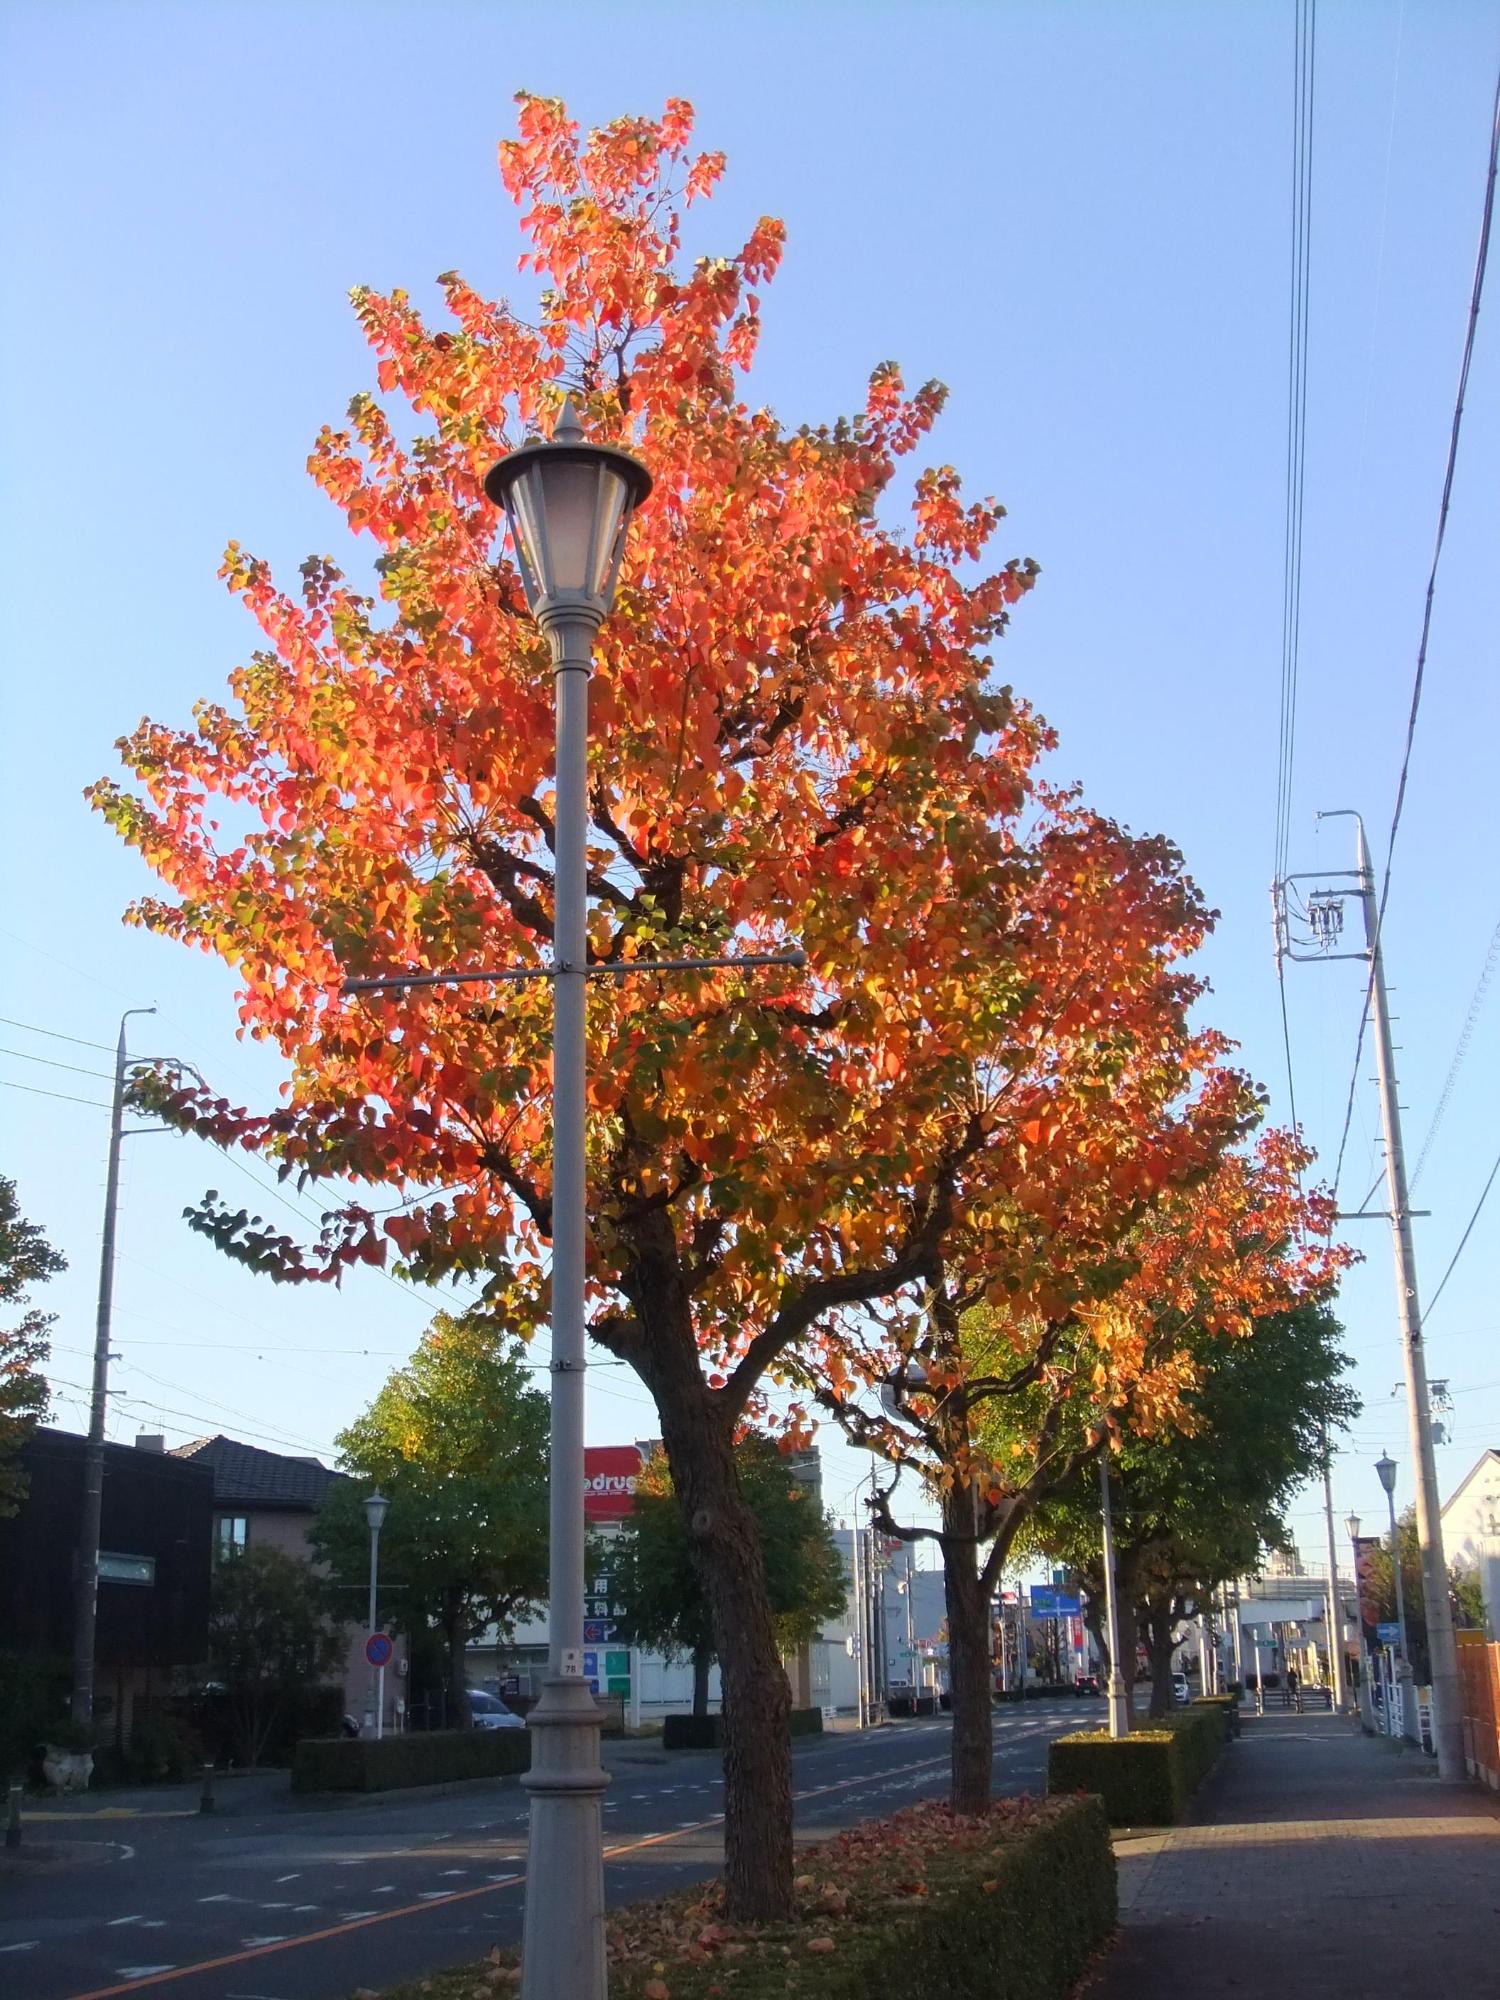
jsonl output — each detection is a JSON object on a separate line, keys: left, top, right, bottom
{"left": 444, "top": 1598, "right": 470, "bottom": 1728}
{"left": 643, "top": 1344, "right": 793, "bottom": 1921}
{"left": 1145, "top": 1598, "right": 1176, "bottom": 1718}
{"left": 692, "top": 1643, "right": 713, "bottom": 1720}
{"left": 940, "top": 1490, "right": 994, "bottom": 1816}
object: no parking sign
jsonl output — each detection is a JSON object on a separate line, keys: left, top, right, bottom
{"left": 365, "top": 1632, "right": 394, "bottom": 1668}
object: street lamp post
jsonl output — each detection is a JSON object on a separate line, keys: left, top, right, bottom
{"left": 1374, "top": 1452, "right": 1410, "bottom": 1670}
{"left": 485, "top": 399, "right": 652, "bottom": 2000}
{"left": 364, "top": 1490, "right": 388, "bottom": 1740}
{"left": 1098, "top": 1456, "right": 1131, "bottom": 1738}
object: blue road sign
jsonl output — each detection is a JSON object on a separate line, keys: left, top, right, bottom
{"left": 365, "top": 1631, "right": 394, "bottom": 1668}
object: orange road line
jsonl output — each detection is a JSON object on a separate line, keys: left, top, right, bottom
{"left": 65, "top": 1749, "right": 955, "bottom": 2000}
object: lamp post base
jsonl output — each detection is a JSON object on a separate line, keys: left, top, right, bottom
{"left": 520, "top": 1676, "right": 610, "bottom": 2000}
{"left": 1105, "top": 1674, "right": 1131, "bottom": 1739}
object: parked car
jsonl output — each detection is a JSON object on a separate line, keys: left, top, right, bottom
{"left": 467, "top": 1689, "right": 525, "bottom": 1732}
{"left": 1171, "top": 1673, "right": 1190, "bottom": 1706}
{"left": 1073, "top": 1672, "right": 1101, "bottom": 1696}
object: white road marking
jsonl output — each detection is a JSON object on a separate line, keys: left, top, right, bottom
{"left": 274, "top": 1872, "right": 300, "bottom": 1883}
{"left": 0, "top": 1942, "right": 39, "bottom": 1953}
{"left": 373, "top": 1885, "right": 397, "bottom": 1895}
{"left": 117, "top": 1968, "right": 175, "bottom": 1980}
{"left": 240, "top": 1935, "right": 290, "bottom": 1947}
{"left": 418, "top": 1891, "right": 454, "bottom": 1901}
{"left": 198, "top": 1893, "right": 236, "bottom": 1903}
{"left": 291, "top": 1904, "right": 319, "bottom": 1913}
{"left": 108, "top": 1915, "right": 145, "bottom": 1927}
{"left": 340, "top": 1911, "right": 379, "bottom": 1921}
{"left": 439, "top": 1867, "right": 467, "bottom": 1876}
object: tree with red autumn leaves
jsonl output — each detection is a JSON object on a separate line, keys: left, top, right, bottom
{"left": 90, "top": 95, "right": 1343, "bottom": 1912}
{"left": 793, "top": 794, "right": 1350, "bottom": 1808}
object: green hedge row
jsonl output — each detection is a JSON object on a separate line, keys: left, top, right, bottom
{"left": 662, "top": 1706, "right": 824, "bottom": 1751}
{"left": 291, "top": 1727, "right": 530, "bottom": 1794}
{"left": 615, "top": 1795, "right": 1115, "bottom": 2000}
{"left": 1047, "top": 1704, "right": 1226, "bottom": 1825}
{"left": 1191, "top": 1693, "right": 1241, "bottom": 1739}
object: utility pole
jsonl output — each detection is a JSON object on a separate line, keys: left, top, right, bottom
{"left": 1320, "top": 1439, "right": 1348, "bottom": 1709}
{"left": 1275, "top": 810, "right": 1463, "bottom": 1778}
{"left": 849, "top": 1517, "right": 866, "bottom": 1728}
{"left": 71, "top": 1007, "right": 155, "bottom": 1729}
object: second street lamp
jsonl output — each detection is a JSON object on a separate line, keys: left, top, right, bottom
{"left": 364, "top": 1489, "right": 388, "bottom": 1740}
{"left": 1374, "top": 1451, "right": 1410, "bottom": 1672}
{"left": 484, "top": 397, "right": 652, "bottom": 2000}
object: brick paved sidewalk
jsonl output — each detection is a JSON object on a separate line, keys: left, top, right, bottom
{"left": 1099, "top": 1710, "right": 1500, "bottom": 1998}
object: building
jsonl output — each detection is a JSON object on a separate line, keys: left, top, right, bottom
{"left": 0, "top": 1427, "right": 213, "bottom": 1747}
{"left": 1441, "top": 1449, "right": 1500, "bottom": 1638}
{"left": 169, "top": 1433, "right": 405, "bottom": 1728}
{"left": 473, "top": 1441, "right": 850, "bottom": 1719}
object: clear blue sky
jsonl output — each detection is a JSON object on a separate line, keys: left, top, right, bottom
{"left": 2, "top": 0, "right": 1496, "bottom": 1565}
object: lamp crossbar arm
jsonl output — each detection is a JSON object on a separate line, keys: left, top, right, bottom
{"left": 344, "top": 949, "right": 806, "bottom": 995}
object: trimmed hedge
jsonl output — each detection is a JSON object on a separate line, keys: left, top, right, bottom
{"left": 379, "top": 1794, "right": 1115, "bottom": 2000}
{"left": 1192, "top": 1693, "right": 1241, "bottom": 1739}
{"left": 1047, "top": 1704, "right": 1225, "bottom": 1825}
{"left": 662, "top": 1706, "right": 824, "bottom": 1751}
{"left": 291, "top": 1727, "right": 530, "bottom": 1794}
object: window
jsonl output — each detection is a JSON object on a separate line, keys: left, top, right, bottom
{"left": 217, "top": 1515, "right": 248, "bottom": 1556}
{"left": 98, "top": 1551, "right": 155, "bottom": 1586}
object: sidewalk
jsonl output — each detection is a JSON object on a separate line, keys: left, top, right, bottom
{"left": 1101, "top": 1711, "right": 1500, "bottom": 1997}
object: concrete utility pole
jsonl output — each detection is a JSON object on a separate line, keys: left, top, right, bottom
{"left": 1275, "top": 812, "right": 1464, "bottom": 1779}
{"left": 850, "top": 1517, "right": 866, "bottom": 1728}
{"left": 1320, "top": 1442, "right": 1349, "bottom": 1709}
{"left": 71, "top": 1007, "right": 155, "bottom": 1729}
{"left": 1351, "top": 820, "right": 1462, "bottom": 1775}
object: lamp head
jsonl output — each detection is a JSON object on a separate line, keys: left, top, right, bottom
{"left": 1344, "top": 1512, "right": 1361, "bottom": 1543}
{"left": 484, "top": 396, "right": 652, "bottom": 624}
{"left": 363, "top": 1489, "right": 389, "bottom": 1534}
{"left": 1374, "top": 1452, "right": 1397, "bottom": 1497}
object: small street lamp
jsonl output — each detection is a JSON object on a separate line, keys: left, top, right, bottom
{"left": 1374, "top": 1451, "right": 1410, "bottom": 1669}
{"left": 484, "top": 398, "right": 652, "bottom": 2000}
{"left": 1344, "top": 1512, "right": 1360, "bottom": 1543}
{"left": 364, "top": 1489, "right": 389, "bottom": 1740}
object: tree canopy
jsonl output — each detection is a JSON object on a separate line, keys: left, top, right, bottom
{"left": 208, "top": 1543, "right": 344, "bottom": 1767}
{"left": 311, "top": 1311, "right": 549, "bottom": 1724}
{"left": 0, "top": 1174, "right": 64, "bottom": 1517}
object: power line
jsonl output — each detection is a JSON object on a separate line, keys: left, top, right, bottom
{"left": 0, "top": 1044, "right": 115, "bottom": 1083}
{"left": 0, "top": 1016, "right": 116, "bottom": 1053}
{"left": 1331, "top": 62, "right": 1500, "bottom": 1204}
{"left": 0, "top": 1077, "right": 110, "bottom": 1110}
{"left": 1274, "top": 0, "right": 1317, "bottom": 888}
{"left": 1425, "top": 1146, "right": 1500, "bottom": 1322}
{"left": 1411, "top": 909, "right": 1500, "bottom": 1191}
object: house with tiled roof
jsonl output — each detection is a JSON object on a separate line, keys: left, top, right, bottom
{"left": 170, "top": 1433, "right": 406, "bottom": 1730}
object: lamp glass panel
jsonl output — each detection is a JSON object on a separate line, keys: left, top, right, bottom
{"left": 588, "top": 470, "right": 631, "bottom": 601}
{"left": 534, "top": 459, "right": 605, "bottom": 594}
{"left": 505, "top": 469, "right": 549, "bottom": 610}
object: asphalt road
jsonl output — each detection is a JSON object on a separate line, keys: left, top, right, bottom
{"left": 1, "top": 1703, "right": 1089, "bottom": 2000}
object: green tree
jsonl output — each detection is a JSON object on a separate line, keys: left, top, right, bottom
{"left": 311, "top": 1313, "right": 548, "bottom": 1726}
{"left": 209, "top": 1544, "right": 343, "bottom": 1766}
{"left": 611, "top": 1436, "right": 846, "bottom": 1718}
{"left": 1017, "top": 1303, "right": 1359, "bottom": 1716}
{"left": 0, "top": 1175, "right": 64, "bottom": 1517}
{"left": 1363, "top": 1506, "right": 1486, "bottom": 1683}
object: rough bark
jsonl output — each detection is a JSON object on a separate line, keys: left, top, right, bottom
{"left": 692, "top": 1643, "right": 713, "bottom": 1720}
{"left": 940, "top": 1488, "right": 994, "bottom": 1816}
{"left": 626, "top": 1257, "right": 793, "bottom": 1922}
{"left": 1145, "top": 1597, "right": 1176, "bottom": 1718}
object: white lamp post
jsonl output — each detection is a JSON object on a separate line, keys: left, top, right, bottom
{"left": 363, "top": 1489, "right": 388, "bottom": 1740}
{"left": 484, "top": 398, "right": 652, "bottom": 2000}
{"left": 1099, "top": 1456, "right": 1131, "bottom": 1737}
{"left": 1374, "top": 1451, "right": 1410, "bottom": 1669}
